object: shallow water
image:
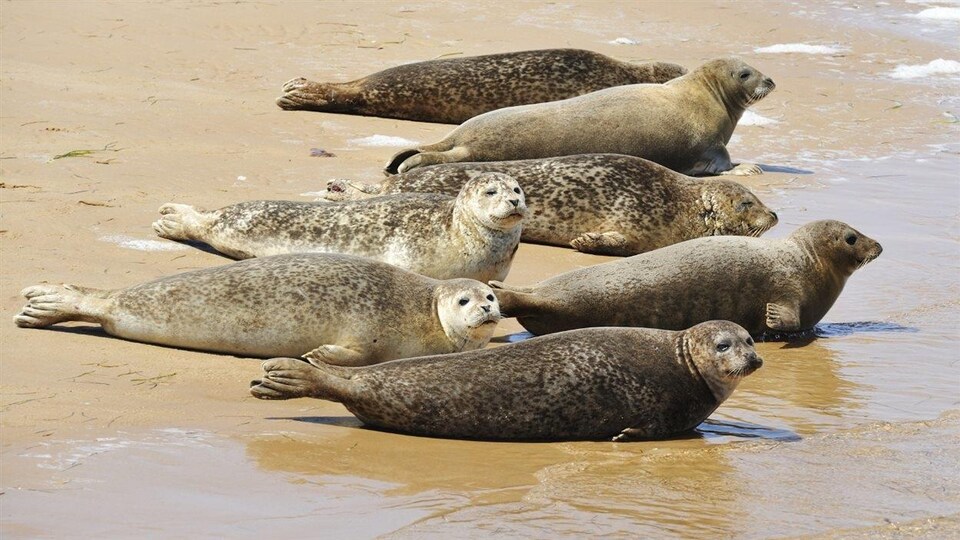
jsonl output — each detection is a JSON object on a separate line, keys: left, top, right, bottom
{"left": 2, "top": 0, "right": 959, "bottom": 538}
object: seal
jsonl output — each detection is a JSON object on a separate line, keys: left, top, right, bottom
{"left": 250, "top": 321, "right": 763, "bottom": 441}
{"left": 385, "top": 56, "right": 774, "bottom": 176}
{"left": 325, "top": 154, "right": 778, "bottom": 256}
{"left": 277, "top": 48, "right": 687, "bottom": 124}
{"left": 12, "top": 253, "right": 501, "bottom": 365}
{"left": 491, "top": 220, "right": 882, "bottom": 337}
{"left": 152, "top": 173, "right": 526, "bottom": 282}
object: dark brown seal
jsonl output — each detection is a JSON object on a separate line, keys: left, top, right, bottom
{"left": 13, "top": 253, "right": 501, "bottom": 364}
{"left": 491, "top": 220, "right": 882, "bottom": 337}
{"left": 277, "top": 48, "right": 686, "bottom": 124}
{"left": 385, "top": 56, "right": 774, "bottom": 176}
{"left": 325, "top": 154, "right": 778, "bottom": 256}
{"left": 250, "top": 321, "right": 763, "bottom": 441}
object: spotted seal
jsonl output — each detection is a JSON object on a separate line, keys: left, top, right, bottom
{"left": 385, "top": 57, "right": 774, "bottom": 176}
{"left": 491, "top": 220, "right": 882, "bottom": 337}
{"left": 277, "top": 48, "right": 686, "bottom": 124}
{"left": 326, "top": 154, "right": 778, "bottom": 255}
{"left": 152, "top": 173, "right": 525, "bottom": 282}
{"left": 13, "top": 253, "right": 501, "bottom": 365}
{"left": 250, "top": 321, "right": 763, "bottom": 441}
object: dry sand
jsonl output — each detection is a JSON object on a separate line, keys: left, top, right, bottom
{"left": 2, "top": 1, "right": 959, "bottom": 537}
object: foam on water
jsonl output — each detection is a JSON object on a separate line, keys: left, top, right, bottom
{"left": 740, "top": 110, "right": 779, "bottom": 126}
{"left": 99, "top": 234, "right": 189, "bottom": 251}
{"left": 348, "top": 135, "right": 419, "bottom": 147}
{"left": 754, "top": 43, "right": 843, "bottom": 54}
{"left": 913, "top": 6, "right": 960, "bottom": 20}
{"left": 889, "top": 58, "right": 960, "bottom": 79}
{"left": 608, "top": 37, "right": 639, "bottom": 45}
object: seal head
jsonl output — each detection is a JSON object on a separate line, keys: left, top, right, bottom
{"left": 678, "top": 320, "right": 764, "bottom": 403}
{"left": 456, "top": 172, "right": 527, "bottom": 231}
{"left": 699, "top": 178, "right": 779, "bottom": 237}
{"left": 434, "top": 280, "right": 502, "bottom": 351}
{"left": 791, "top": 220, "right": 883, "bottom": 275}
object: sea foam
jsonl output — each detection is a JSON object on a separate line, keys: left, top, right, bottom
{"left": 913, "top": 7, "right": 960, "bottom": 20}
{"left": 348, "top": 135, "right": 419, "bottom": 147}
{"left": 889, "top": 58, "right": 960, "bottom": 79}
{"left": 754, "top": 43, "right": 842, "bottom": 54}
{"left": 100, "top": 235, "right": 189, "bottom": 251}
{"left": 740, "top": 110, "right": 779, "bottom": 126}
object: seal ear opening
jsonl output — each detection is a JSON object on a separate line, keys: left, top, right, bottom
{"left": 384, "top": 148, "right": 421, "bottom": 175}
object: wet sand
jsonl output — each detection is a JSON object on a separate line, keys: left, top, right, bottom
{"left": 2, "top": 0, "right": 959, "bottom": 537}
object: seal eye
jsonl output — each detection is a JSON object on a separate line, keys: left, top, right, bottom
{"left": 458, "top": 298, "right": 470, "bottom": 306}
{"left": 739, "top": 70, "right": 751, "bottom": 80}
{"left": 845, "top": 234, "right": 857, "bottom": 246}
{"left": 737, "top": 200, "right": 754, "bottom": 212}
{"left": 485, "top": 189, "right": 497, "bottom": 196}
{"left": 486, "top": 294, "right": 495, "bottom": 302}
{"left": 513, "top": 187, "right": 521, "bottom": 194}
{"left": 746, "top": 337, "right": 754, "bottom": 346}
{"left": 716, "top": 342, "right": 731, "bottom": 352}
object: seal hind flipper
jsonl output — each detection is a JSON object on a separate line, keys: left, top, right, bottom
{"left": 570, "top": 231, "right": 630, "bottom": 255}
{"left": 251, "top": 357, "right": 356, "bottom": 401}
{"left": 488, "top": 281, "right": 541, "bottom": 317}
{"left": 385, "top": 149, "right": 422, "bottom": 175}
{"left": 303, "top": 344, "right": 366, "bottom": 367}
{"left": 14, "top": 284, "right": 109, "bottom": 328}
{"left": 153, "top": 203, "right": 212, "bottom": 242}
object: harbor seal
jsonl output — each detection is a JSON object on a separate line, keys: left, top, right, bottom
{"left": 325, "top": 154, "right": 778, "bottom": 256}
{"left": 152, "top": 173, "right": 526, "bottom": 282}
{"left": 13, "top": 253, "right": 501, "bottom": 365}
{"left": 385, "top": 57, "right": 774, "bottom": 176}
{"left": 277, "top": 48, "right": 687, "bottom": 124}
{"left": 491, "top": 220, "right": 882, "bottom": 337}
{"left": 250, "top": 321, "right": 763, "bottom": 441}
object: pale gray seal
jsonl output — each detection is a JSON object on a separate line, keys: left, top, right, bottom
{"left": 13, "top": 253, "right": 501, "bottom": 365}
{"left": 491, "top": 220, "right": 882, "bottom": 337}
{"left": 277, "top": 48, "right": 687, "bottom": 124}
{"left": 385, "top": 57, "right": 774, "bottom": 176}
{"left": 152, "top": 173, "right": 526, "bottom": 282}
{"left": 325, "top": 154, "right": 778, "bottom": 256}
{"left": 250, "top": 321, "right": 763, "bottom": 441}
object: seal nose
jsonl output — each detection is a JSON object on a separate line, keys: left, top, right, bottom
{"left": 509, "top": 199, "right": 519, "bottom": 208}
{"left": 874, "top": 243, "right": 883, "bottom": 256}
{"left": 763, "top": 77, "right": 775, "bottom": 88}
{"left": 770, "top": 211, "right": 778, "bottom": 221}
{"left": 749, "top": 354, "right": 763, "bottom": 370}
{"left": 481, "top": 304, "right": 491, "bottom": 313}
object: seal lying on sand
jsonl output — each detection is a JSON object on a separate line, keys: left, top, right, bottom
{"left": 277, "top": 48, "right": 687, "bottom": 124}
{"left": 250, "top": 321, "right": 763, "bottom": 441}
{"left": 491, "top": 220, "right": 882, "bottom": 337}
{"left": 153, "top": 173, "right": 526, "bottom": 282}
{"left": 385, "top": 57, "right": 774, "bottom": 176}
{"left": 13, "top": 253, "right": 501, "bottom": 365}
{"left": 325, "top": 154, "right": 778, "bottom": 256}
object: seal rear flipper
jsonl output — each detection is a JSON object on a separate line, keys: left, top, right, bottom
{"left": 488, "top": 281, "right": 541, "bottom": 318}
{"left": 385, "top": 149, "right": 421, "bottom": 175}
{"left": 14, "top": 284, "right": 109, "bottom": 328}
{"left": 251, "top": 357, "right": 356, "bottom": 402}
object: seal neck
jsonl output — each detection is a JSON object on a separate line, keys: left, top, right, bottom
{"left": 675, "top": 333, "right": 724, "bottom": 404}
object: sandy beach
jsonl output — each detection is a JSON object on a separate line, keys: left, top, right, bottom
{"left": 2, "top": 0, "right": 959, "bottom": 537}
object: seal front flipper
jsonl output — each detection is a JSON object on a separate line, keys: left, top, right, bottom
{"left": 394, "top": 146, "right": 472, "bottom": 175}
{"left": 570, "top": 231, "right": 630, "bottom": 256}
{"left": 303, "top": 344, "right": 366, "bottom": 367}
{"left": 766, "top": 301, "right": 802, "bottom": 331}
{"left": 322, "top": 179, "right": 383, "bottom": 202}
{"left": 685, "top": 145, "right": 760, "bottom": 177}
{"left": 251, "top": 357, "right": 356, "bottom": 401}
{"left": 721, "top": 162, "right": 764, "bottom": 176}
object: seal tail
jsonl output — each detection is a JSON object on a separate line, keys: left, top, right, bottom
{"left": 489, "top": 281, "right": 542, "bottom": 318}
{"left": 250, "top": 357, "right": 358, "bottom": 402}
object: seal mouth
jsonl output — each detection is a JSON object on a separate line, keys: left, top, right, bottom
{"left": 746, "top": 222, "right": 774, "bottom": 238}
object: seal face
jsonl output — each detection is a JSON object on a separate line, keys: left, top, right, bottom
{"left": 276, "top": 48, "right": 687, "bottom": 124}
{"left": 152, "top": 172, "right": 526, "bottom": 282}
{"left": 491, "top": 220, "right": 882, "bottom": 337}
{"left": 12, "top": 253, "right": 501, "bottom": 365}
{"left": 250, "top": 321, "right": 762, "bottom": 441}
{"left": 384, "top": 56, "right": 774, "bottom": 177}
{"left": 325, "top": 154, "right": 777, "bottom": 255}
